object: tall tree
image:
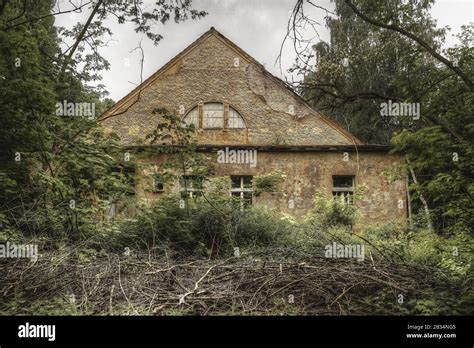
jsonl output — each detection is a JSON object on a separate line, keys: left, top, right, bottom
{"left": 0, "top": 0, "right": 206, "bottom": 238}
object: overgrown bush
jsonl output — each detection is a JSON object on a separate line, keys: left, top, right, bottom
{"left": 1, "top": 189, "right": 472, "bottom": 316}
{"left": 305, "top": 190, "right": 363, "bottom": 229}
{"left": 105, "top": 194, "right": 295, "bottom": 257}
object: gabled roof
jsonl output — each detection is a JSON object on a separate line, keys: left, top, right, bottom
{"left": 99, "top": 27, "right": 362, "bottom": 145}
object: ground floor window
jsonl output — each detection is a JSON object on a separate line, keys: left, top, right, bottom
{"left": 180, "top": 175, "right": 203, "bottom": 198}
{"left": 332, "top": 175, "right": 355, "bottom": 204}
{"left": 230, "top": 175, "right": 253, "bottom": 208}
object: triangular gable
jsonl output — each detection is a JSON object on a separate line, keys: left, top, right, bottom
{"left": 99, "top": 27, "right": 362, "bottom": 145}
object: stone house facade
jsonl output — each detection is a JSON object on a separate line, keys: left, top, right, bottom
{"left": 100, "top": 27, "right": 407, "bottom": 228}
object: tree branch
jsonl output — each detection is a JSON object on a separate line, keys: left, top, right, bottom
{"left": 343, "top": 0, "right": 473, "bottom": 91}
{"left": 58, "top": 0, "right": 104, "bottom": 78}
{"left": 2, "top": 1, "right": 93, "bottom": 30}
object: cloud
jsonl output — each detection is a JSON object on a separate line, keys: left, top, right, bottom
{"left": 53, "top": 0, "right": 473, "bottom": 101}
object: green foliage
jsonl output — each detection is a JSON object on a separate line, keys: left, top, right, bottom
{"left": 305, "top": 189, "right": 363, "bottom": 229}
{"left": 1, "top": 192, "right": 472, "bottom": 315}
{"left": 0, "top": 1, "right": 135, "bottom": 239}
{"left": 143, "top": 108, "right": 214, "bottom": 214}
{"left": 108, "top": 194, "right": 293, "bottom": 257}
{"left": 296, "top": 0, "right": 473, "bottom": 236}
{"left": 362, "top": 223, "right": 472, "bottom": 276}
{"left": 391, "top": 123, "right": 474, "bottom": 235}
{"left": 0, "top": 0, "right": 471, "bottom": 316}
{"left": 232, "top": 207, "right": 294, "bottom": 249}
{"left": 0, "top": 0, "right": 207, "bottom": 240}
{"left": 299, "top": 0, "right": 456, "bottom": 144}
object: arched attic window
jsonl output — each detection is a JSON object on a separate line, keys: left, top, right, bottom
{"left": 182, "top": 103, "right": 246, "bottom": 129}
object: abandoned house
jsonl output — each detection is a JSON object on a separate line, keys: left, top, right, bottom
{"left": 99, "top": 27, "right": 407, "bottom": 228}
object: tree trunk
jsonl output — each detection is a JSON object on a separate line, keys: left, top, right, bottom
{"left": 408, "top": 166, "right": 433, "bottom": 231}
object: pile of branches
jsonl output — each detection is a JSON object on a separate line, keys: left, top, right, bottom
{"left": 0, "top": 248, "right": 461, "bottom": 315}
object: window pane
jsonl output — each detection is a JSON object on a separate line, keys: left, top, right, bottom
{"left": 231, "top": 176, "right": 252, "bottom": 189}
{"left": 153, "top": 180, "right": 164, "bottom": 192}
{"left": 242, "top": 176, "right": 252, "bottom": 188}
{"left": 183, "top": 107, "right": 198, "bottom": 127}
{"left": 231, "top": 176, "right": 241, "bottom": 189}
{"left": 180, "top": 175, "right": 203, "bottom": 190}
{"left": 228, "top": 107, "right": 245, "bottom": 128}
{"left": 230, "top": 176, "right": 253, "bottom": 209}
{"left": 333, "top": 191, "right": 353, "bottom": 204}
{"left": 333, "top": 176, "right": 354, "bottom": 188}
{"left": 203, "top": 103, "right": 224, "bottom": 128}
{"left": 243, "top": 192, "right": 252, "bottom": 208}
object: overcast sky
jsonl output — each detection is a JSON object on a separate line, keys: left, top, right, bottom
{"left": 55, "top": 0, "right": 473, "bottom": 101}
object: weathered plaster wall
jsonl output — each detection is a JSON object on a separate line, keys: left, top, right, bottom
{"left": 102, "top": 29, "right": 406, "bottom": 228}
{"left": 135, "top": 151, "right": 407, "bottom": 228}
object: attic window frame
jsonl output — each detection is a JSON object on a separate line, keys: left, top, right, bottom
{"left": 182, "top": 103, "right": 246, "bottom": 130}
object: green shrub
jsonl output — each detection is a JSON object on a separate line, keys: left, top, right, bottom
{"left": 305, "top": 190, "right": 362, "bottom": 229}
{"left": 106, "top": 194, "right": 295, "bottom": 257}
